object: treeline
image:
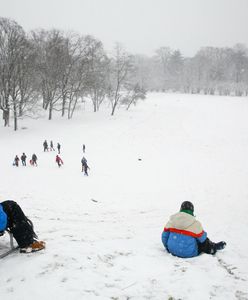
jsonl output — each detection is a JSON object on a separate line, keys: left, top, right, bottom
{"left": 0, "top": 17, "right": 146, "bottom": 130}
{"left": 149, "top": 45, "right": 248, "bottom": 96}
{"left": 1, "top": 17, "right": 248, "bottom": 130}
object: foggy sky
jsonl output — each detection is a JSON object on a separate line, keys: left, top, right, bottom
{"left": 1, "top": 0, "right": 248, "bottom": 57}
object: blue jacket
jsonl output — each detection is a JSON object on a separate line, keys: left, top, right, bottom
{"left": 162, "top": 211, "right": 207, "bottom": 258}
{"left": 0, "top": 204, "right": 7, "bottom": 231}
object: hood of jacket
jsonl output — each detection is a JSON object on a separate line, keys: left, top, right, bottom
{"left": 165, "top": 212, "right": 203, "bottom": 235}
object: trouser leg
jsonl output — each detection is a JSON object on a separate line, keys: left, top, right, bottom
{"left": 1, "top": 201, "right": 37, "bottom": 248}
{"left": 198, "top": 238, "right": 216, "bottom": 255}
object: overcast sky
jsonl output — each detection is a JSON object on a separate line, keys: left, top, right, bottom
{"left": 1, "top": 0, "right": 248, "bottom": 57}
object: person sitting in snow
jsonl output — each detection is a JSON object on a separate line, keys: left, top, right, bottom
{"left": 162, "top": 201, "right": 226, "bottom": 258}
{"left": 0, "top": 200, "right": 45, "bottom": 253}
{"left": 55, "top": 155, "right": 63, "bottom": 167}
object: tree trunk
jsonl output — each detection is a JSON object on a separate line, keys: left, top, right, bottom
{"left": 13, "top": 101, "right": 18, "bottom": 131}
{"left": 48, "top": 101, "right": 53, "bottom": 120}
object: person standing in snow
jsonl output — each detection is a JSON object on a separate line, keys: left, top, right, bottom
{"left": 55, "top": 155, "right": 63, "bottom": 167}
{"left": 43, "top": 140, "right": 48, "bottom": 152}
{"left": 83, "top": 163, "right": 90, "bottom": 176}
{"left": 13, "top": 155, "right": 20, "bottom": 167}
{"left": 57, "top": 143, "right": 61, "bottom": 154}
{"left": 161, "top": 201, "right": 226, "bottom": 258}
{"left": 81, "top": 156, "right": 87, "bottom": 172}
{"left": 21, "top": 153, "right": 27, "bottom": 166}
{"left": 81, "top": 158, "right": 90, "bottom": 176}
{"left": 31, "top": 153, "right": 38, "bottom": 166}
{"left": 0, "top": 200, "right": 45, "bottom": 253}
{"left": 83, "top": 144, "right": 86, "bottom": 153}
{"left": 50, "top": 140, "right": 55, "bottom": 151}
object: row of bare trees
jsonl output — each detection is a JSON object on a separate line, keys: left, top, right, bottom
{"left": 146, "top": 45, "right": 248, "bottom": 96}
{"left": 1, "top": 17, "right": 248, "bottom": 130}
{"left": 0, "top": 17, "right": 146, "bottom": 130}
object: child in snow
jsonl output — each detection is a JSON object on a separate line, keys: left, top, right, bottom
{"left": 81, "top": 156, "right": 87, "bottom": 172}
{"left": 50, "top": 140, "right": 55, "bottom": 151}
{"left": 161, "top": 201, "right": 226, "bottom": 258}
{"left": 57, "top": 143, "right": 61, "bottom": 154}
{"left": 83, "top": 163, "right": 90, "bottom": 176}
{"left": 21, "top": 153, "right": 27, "bottom": 166}
{"left": 30, "top": 153, "right": 38, "bottom": 166}
{"left": 55, "top": 155, "right": 63, "bottom": 167}
{"left": 81, "top": 156, "right": 90, "bottom": 175}
{"left": 13, "top": 155, "right": 20, "bottom": 167}
{"left": 43, "top": 140, "right": 48, "bottom": 152}
{"left": 0, "top": 200, "right": 45, "bottom": 253}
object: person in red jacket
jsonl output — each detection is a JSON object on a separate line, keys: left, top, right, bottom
{"left": 55, "top": 155, "right": 63, "bottom": 167}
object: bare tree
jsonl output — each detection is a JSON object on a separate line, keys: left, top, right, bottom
{"left": 31, "top": 29, "right": 66, "bottom": 120}
{"left": 85, "top": 36, "right": 109, "bottom": 112}
{"left": 107, "top": 43, "right": 132, "bottom": 116}
{"left": 0, "top": 17, "right": 29, "bottom": 130}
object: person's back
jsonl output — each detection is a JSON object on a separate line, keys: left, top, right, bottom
{"left": 162, "top": 201, "right": 226, "bottom": 258}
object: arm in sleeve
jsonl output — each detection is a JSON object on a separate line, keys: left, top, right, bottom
{"left": 0, "top": 205, "right": 7, "bottom": 231}
{"left": 161, "top": 229, "right": 170, "bottom": 248}
{"left": 196, "top": 230, "right": 207, "bottom": 243}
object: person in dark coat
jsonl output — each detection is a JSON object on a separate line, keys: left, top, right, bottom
{"left": 81, "top": 157, "right": 90, "bottom": 176}
{"left": 0, "top": 200, "right": 45, "bottom": 253}
{"left": 14, "top": 155, "right": 20, "bottom": 167}
{"left": 31, "top": 154, "right": 38, "bottom": 166}
{"left": 83, "top": 144, "right": 86, "bottom": 153}
{"left": 161, "top": 201, "right": 226, "bottom": 258}
{"left": 50, "top": 140, "right": 55, "bottom": 151}
{"left": 43, "top": 140, "right": 48, "bottom": 152}
{"left": 83, "top": 163, "right": 90, "bottom": 176}
{"left": 81, "top": 156, "right": 87, "bottom": 172}
{"left": 21, "top": 153, "right": 27, "bottom": 166}
{"left": 57, "top": 143, "right": 61, "bottom": 154}
{"left": 55, "top": 155, "right": 63, "bottom": 167}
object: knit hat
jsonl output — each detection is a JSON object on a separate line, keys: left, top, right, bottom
{"left": 180, "top": 201, "right": 194, "bottom": 213}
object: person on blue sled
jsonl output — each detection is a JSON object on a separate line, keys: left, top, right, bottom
{"left": 162, "top": 201, "right": 226, "bottom": 258}
{"left": 0, "top": 200, "right": 45, "bottom": 253}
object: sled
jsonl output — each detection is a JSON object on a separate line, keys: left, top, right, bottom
{"left": 0, "top": 231, "right": 18, "bottom": 259}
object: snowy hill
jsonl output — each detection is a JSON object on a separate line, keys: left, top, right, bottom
{"left": 0, "top": 93, "right": 248, "bottom": 300}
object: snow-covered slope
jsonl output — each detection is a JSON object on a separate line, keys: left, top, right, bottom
{"left": 0, "top": 93, "right": 248, "bottom": 299}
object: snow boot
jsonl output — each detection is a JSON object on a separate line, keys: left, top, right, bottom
{"left": 215, "top": 241, "right": 226, "bottom": 251}
{"left": 20, "top": 240, "right": 46, "bottom": 253}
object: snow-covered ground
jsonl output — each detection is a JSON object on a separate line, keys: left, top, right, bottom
{"left": 0, "top": 93, "right": 248, "bottom": 300}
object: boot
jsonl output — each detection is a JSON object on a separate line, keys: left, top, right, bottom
{"left": 20, "top": 240, "right": 46, "bottom": 253}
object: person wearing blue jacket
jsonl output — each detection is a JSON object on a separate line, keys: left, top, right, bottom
{"left": 162, "top": 201, "right": 226, "bottom": 258}
{"left": 0, "top": 200, "right": 45, "bottom": 253}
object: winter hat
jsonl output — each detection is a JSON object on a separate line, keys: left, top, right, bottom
{"left": 180, "top": 201, "right": 194, "bottom": 213}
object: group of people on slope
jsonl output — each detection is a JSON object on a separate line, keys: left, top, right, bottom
{"left": 44, "top": 140, "right": 63, "bottom": 168}
{"left": 13, "top": 153, "right": 38, "bottom": 167}
{"left": 43, "top": 140, "right": 60, "bottom": 153}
